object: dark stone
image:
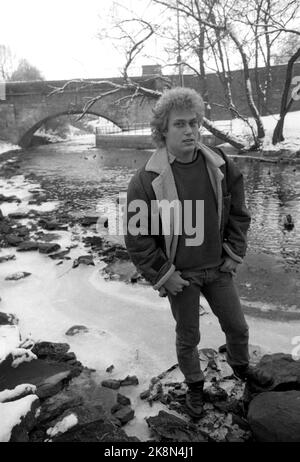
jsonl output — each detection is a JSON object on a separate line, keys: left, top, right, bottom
{"left": 35, "top": 232, "right": 61, "bottom": 242}
{"left": 81, "top": 216, "right": 99, "bottom": 226}
{"left": 49, "top": 404, "right": 139, "bottom": 442}
{"left": 38, "top": 242, "right": 61, "bottom": 254}
{"left": 140, "top": 390, "right": 150, "bottom": 400}
{"left": 37, "top": 393, "right": 83, "bottom": 425}
{"left": 120, "top": 375, "right": 139, "bottom": 386}
{"left": 0, "top": 254, "right": 16, "bottom": 263}
{"left": 5, "top": 234, "right": 24, "bottom": 246}
{"left": 117, "top": 393, "right": 131, "bottom": 406}
{"left": 82, "top": 236, "right": 103, "bottom": 250}
{"left": 248, "top": 390, "right": 300, "bottom": 442}
{"left": 48, "top": 249, "right": 70, "bottom": 260}
{"left": 146, "top": 411, "right": 207, "bottom": 442}
{"left": 38, "top": 219, "right": 68, "bottom": 231}
{"left": 101, "top": 380, "right": 121, "bottom": 390}
{"left": 114, "top": 249, "right": 129, "bottom": 259}
{"left": 0, "top": 194, "right": 21, "bottom": 203}
{"left": 111, "top": 403, "right": 122, "bottom": 414}
{"left": 8, "top": 212, "right": 29, "bottom": 219}
{"left": 17, "top": 241, "right": 39, "bottom": 251}
{"left": 0, "top": 221, "right": 12, "bottom": 234}
{"left": 72, "top": 255, "right": 94, "bottom": 267}
{"left": 251, "top": 353, "right": 300, "bottom": 392}
{"left": 106, "top": 364, "right": 114, "bottom": 373}
{"left": 203, "top": 384, "right": 228, "bottom": 402}
{"left": 0, "top": 311, "right": 18, "bottom": 325}
{"left": 0, "top": 358, "right": 75, "bottom": 400}
{"left": 113, "top": 406, "right": 135, "bottom": 425}
{"left": 32, "top": 341, "right": 70, "bottom": 360}
{"left": 65, "top": 325, "right": 89, "bottom": 336}
{"left": 5, "top": 271, "right": 31, "bottom": 280}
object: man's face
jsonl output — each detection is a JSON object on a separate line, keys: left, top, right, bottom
{"left": 163, "top": 108, "right": 200, "bottom": 159}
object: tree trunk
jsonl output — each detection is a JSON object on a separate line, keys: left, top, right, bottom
{"left": 202, "top": 117, "right": 246, "bottom": 150}
{"left": 272, "top": 46, "right": 300, "bottom": 145}
{"left": 229, "top": 29, "right": 265, "bottom": 141}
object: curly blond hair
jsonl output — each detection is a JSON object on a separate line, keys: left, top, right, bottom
{"left": 150, "top": 87, "right": 205, "bottom": 147}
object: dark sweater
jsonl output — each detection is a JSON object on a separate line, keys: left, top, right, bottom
{"left": 171, "top": 151, "right": 222, "bottom": 270}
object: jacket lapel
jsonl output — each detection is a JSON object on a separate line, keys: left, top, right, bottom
{"left": 145, "top": 144, "right": 225, "bottom": 262}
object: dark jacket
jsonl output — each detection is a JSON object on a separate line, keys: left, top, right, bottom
{"left": 124, "top": 142, "right": 251, "bottom": 294}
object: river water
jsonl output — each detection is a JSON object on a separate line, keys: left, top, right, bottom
{"left": 2, "top": 135, "right": 300, "bottom": 270}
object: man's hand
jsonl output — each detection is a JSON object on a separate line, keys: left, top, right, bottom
{"left": 219, "top": 256, "right": 239, "bottom": 273}
{"left": 163, "top": 270, "right": 190, "bottom": 296}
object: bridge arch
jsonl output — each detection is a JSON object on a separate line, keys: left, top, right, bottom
{"left": 18, "top": 110, "right": 123, "bottom": 148}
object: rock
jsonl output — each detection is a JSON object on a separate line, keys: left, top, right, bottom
{"left": 32, "top": 342, "right": 70, "bottom": 361}
{"left": 37, "top": 371, "right": 74, "bottom": 399}
{"left": 0, "top": 358, "right": 77, "bottom": 400}
{"left": 0, "top": 194, "right": 21, "bottom": 204}
{"left": 248, "top": 390, "right": 300, "bottom": 442}
{"left": 17, "top": 241, "right": 39, "bottom": 251}
{"left": 65, "top": 325, "right": 89, "bottom": 336}
{"left": 106, "top": 364, "right": 114, "bottom": 373}
{"left": 37, "top": 393, "right": 83, "bottom": 425}
{"left": 82, "top": 236, "right": 103, "bottom": 250}
{"left": 5, "top": 234, "right": 24, "bottom": 246}
{"left": 146, "top": 411, "right": 207, "bottom": 442}
{"left": 48, "top": 249, "right": 70, "bottom": 260}
{"left": 38, "top": 242, "right": 61, "bottom": 254}
{"left": 252, "top": 353, "right": 300, "bottom": 392}
{"left": 112, "top": 406, "right": 134, "bottom": 425}
{"left": 38, "top": 219, "right": 67, "bottom": 231}
{"left": 114, "top": 249, "right": 129, "bottom": 260}
{"left": 8, "top": 212, "right": 29, "bottom": 219}
{"left": 204, "top": 384, "right": 228, "bottom": 403}
{"left": 0, "top": 254, "right": 16, "bottom": 263}
{"left": 117, "top": 393, "right": 131, "bottom": 406}
{"left": 5, "top": 271, "right": 31, "bottom": 281}
{"left": 0, "top": 312, "right": 19, "bottom": 325}
{"left": 140, "top": 390, "right": 150, "bottom": 400}
{"left": 81, "top": 216, "right": 99, "bottom": 226}
{"left": 101, "top": 380, "right": 121, "bottom": 390}
{"left": 72, "top": 255, "right": 94, "bottom": 267}
{"left": 35, "top": 232, "right": 61, "bottom": 242}
{"left": 120, "top": 375, "right": 139, "bottom": 386}
{"left": 0, "top": 395, "right": 40, "bottom": 442}
{"left": 47, "top": 404, "right": 139, "bottom": 442}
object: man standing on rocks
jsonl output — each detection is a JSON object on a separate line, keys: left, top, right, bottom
{"left": 124, "top": 87, "right": 273, "bottom": 418}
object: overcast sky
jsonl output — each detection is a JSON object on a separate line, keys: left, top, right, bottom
{"left": 0, "top": 0, "right": 162, "bottom": 80}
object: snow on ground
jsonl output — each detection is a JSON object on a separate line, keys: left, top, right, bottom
{"left": 0, "top": 141, "right": 20, "bottom": 155}
{"left": 0, "top": 384, "right": 36, "bottom": 404}
{"left": 0, "top": 394, "right": 39, "bottom": 442}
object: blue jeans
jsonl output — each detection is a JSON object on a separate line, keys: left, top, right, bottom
{"left": 168, "top": 266, "right": 249, "bottom": 383}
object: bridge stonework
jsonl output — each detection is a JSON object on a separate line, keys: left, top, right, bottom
{"left": 0, "top": 63, "right": 299, "bottom": 147}
{"left": 0, "top": 79, "right": 157, "bottom": 147}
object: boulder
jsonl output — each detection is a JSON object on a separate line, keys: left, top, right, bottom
{"left": 117, "top": 393, "right": 131, "bottom": 406}
{"left": 48, "top": 249, "right": 70, "bottom": 260}
{"left": 248, "top": 390, "right": 300, "bottom": 442}
{"left": 81, "top": 216, "right": 99, "bottom": 227}
{"left": 0, "top": 253, "right": 16, "bottom": 263}
{"left": 72, "top": 255, "right": 94, "bottom": 267}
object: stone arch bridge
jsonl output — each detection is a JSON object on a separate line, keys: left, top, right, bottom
{"left": 0, "top": 78, "right": 157, "bottom": 147}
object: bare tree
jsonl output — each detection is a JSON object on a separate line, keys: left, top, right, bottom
{"left": 0, "top": 44, "right": 16, "bottom": 80}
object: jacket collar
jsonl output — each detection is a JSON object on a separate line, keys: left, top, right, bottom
{"left": 145, "top": 142, "right": 225, "bottom": 174}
